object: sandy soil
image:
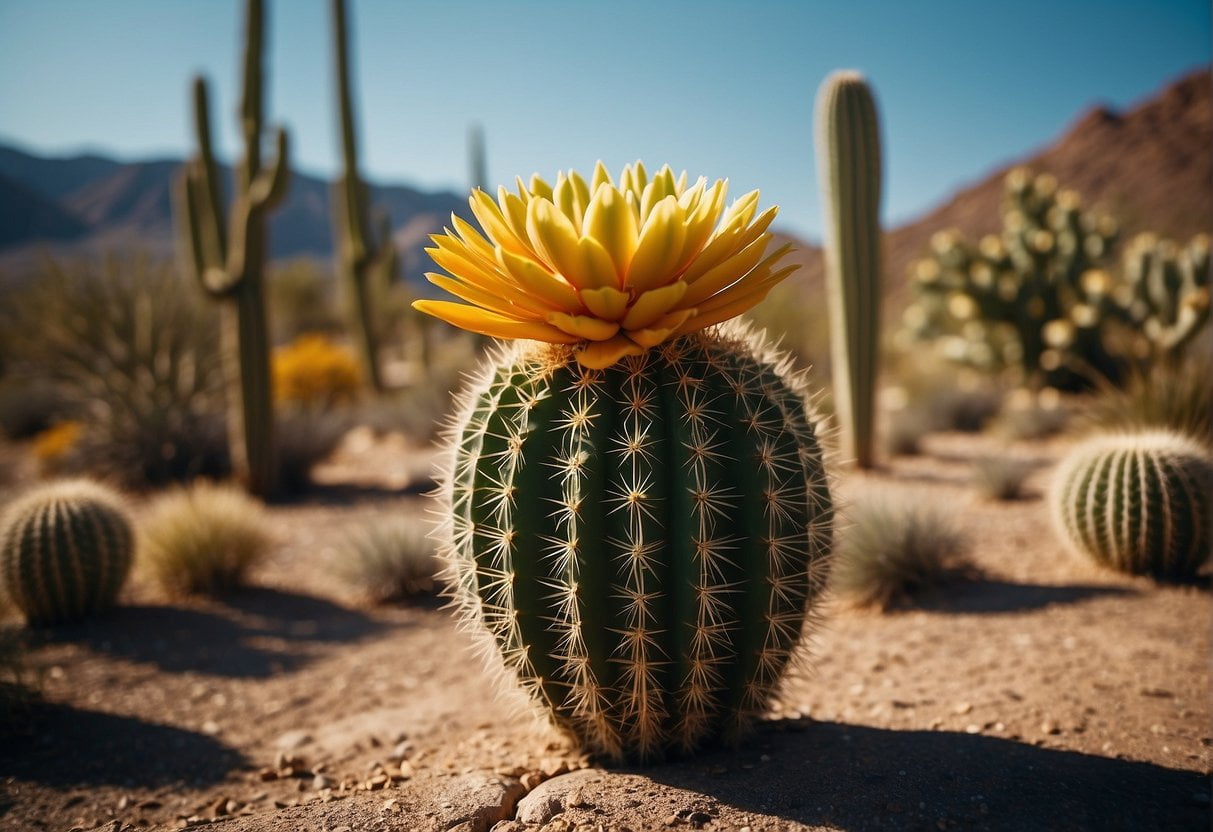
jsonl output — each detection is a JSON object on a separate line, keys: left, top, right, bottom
{"left": 0, "top": 427, "right": 1209, "bottom": 831}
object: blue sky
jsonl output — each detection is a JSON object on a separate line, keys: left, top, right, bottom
{"left": 0, "top": 0, "right": 1208, "bottom": 239}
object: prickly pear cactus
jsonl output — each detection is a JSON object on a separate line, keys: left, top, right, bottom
{"left": 0, "top": 479, "right": 134, "bottom": 624}
{"left": 417, "top": 162, "right": 834, "bottom": 761}
{"left": 1050, "top": 431, "right": 1212, "bottom": 579}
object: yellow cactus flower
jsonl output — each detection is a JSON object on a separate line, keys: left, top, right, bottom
{"left": 412, "top": 161, "right": 797, "bottom": 369}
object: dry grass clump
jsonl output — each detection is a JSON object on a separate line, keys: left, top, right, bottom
{"left": 1081, "top": 355, "right": 1211, "bottom": 446}
{"left": 973, "top": 455, "right": 1035, "bottom": 500}
{"left": 830, "top": 493, "right": 968, "bottom": 610}
{"left": 339, "top": 518, "right": 438, "bottom": 604}
{"left": 276, "top": 409, "right": 351, "bottom": 496}
{"left": 140, "top": 482, "right": 269, "bottom": 596}
{"left": 883, "top": 409, "right": 934, "bottom": 456}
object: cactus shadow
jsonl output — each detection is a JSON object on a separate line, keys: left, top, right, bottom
{"left": 909, "top": 577, "right": 1137, "bottom": 614}
{"left": 31, "top": 587, "right": 389, "bottom": 678}
{"left": 641, "top": 719, "right": 1207, "bottom": 830}
{"left": 0, "top": 699, "right": 245, "bottom": 787}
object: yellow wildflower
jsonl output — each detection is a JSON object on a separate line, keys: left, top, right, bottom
{"left": 32, "top": 420, "right": 83, "bottom": 463}
{"left": 413, "top": 161, "right": 797, "bottom": 369}
{"left": 273, "top": 333, "right": 361, "bottom": 407}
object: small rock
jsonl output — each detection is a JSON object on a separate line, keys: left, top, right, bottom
{"left": 275, "top": 730, "right": 313, "bottom": 751}
{"left": 1040, "top": 720, "right": 1060, "bottom": 735}
{"left": 953, "top": 702, "right": 972, "bottom": 715}
{"left": 312, "top": 774, "right": 334, "bottom": 791}
{"left": 686, "top": 811, "right": 712, "bottom": 828}
{"left": 964, "top": 724, "right": 980, "bottom": 734}
{"left": 201, "top": 721, "right": 220, "bottom": 735}
{"left": 515, "top": 770, "right": 605, "bottom": 825}
{"left": 255, "top": 767, "right": 278, "bottom": 782}
{"left": 521, "top": 770, "right": 546, "bottom": 790}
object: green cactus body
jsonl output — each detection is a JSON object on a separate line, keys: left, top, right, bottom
{"left": 1051, "top": 431, "right": 1212, "bottom": 579}
{"left": 176, "top": 0, "right": 289, "bottom": 497}
{"left": 0, "top": 480, "right": 133, "bottom": 624}
{"left": 440, "top": 322, "right": 833, "bottom": 761}
{"left": 815, "top": 70, "right": 883, "bottom": 468}
{"left": 1119, "top": 233, "right": 1211, "bottom": 360}
{"left": 906, "top": 170, "right": 1120, "bottom": 390}
{"left": 331, "top": 0, "right": 396, "bottom": 393}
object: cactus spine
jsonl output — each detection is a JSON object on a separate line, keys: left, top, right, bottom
{"left": 0, "top": 480, "right": 133, "bottom": 624}
{"left": 331, "top": 0, "right": 396, "bottom": 393}
{"left": 815, "top": 71, "right": 883, "bottom": 468}
{"left": 1051, "top": 431, "right": 1212, "bottom": 579}
{"left": 441, "top": 322, "right": 833, "bottom": 761}
{"left": 176, "top": 0, "right": 289, "bottom": 498}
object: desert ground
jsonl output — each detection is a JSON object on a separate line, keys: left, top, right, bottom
{"left": 0, "top": 422, "right": 1209, "bottom": 832}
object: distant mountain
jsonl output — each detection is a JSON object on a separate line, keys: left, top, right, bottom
{"left": 0, "top": 144, "right": 470, "bottom": 287}
{"left": 0, "top": 172, "right": 88, "bottom": 247}
{"left": 2, "top": 67, "right": 1209, "bottom": 301}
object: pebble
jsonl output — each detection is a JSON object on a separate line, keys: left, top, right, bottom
{"left": 312, "top": 774, "right": 334, "bottom": 791}
{"left": 953, "top": 702, "right": 972, "bottom": 715}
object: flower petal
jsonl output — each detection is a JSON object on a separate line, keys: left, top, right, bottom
{"left": 424, "top": 272, "right": 544, "bottom": 321}
{"left": 577, "top": 334, "right": 646, "bottom": 369}
{"left": 496, "top": 247, "right": 583, "bottom": 312}
{"left": 621, "top": 280, "right": 688, "bottom": 330}
{"left": 545, "top": 311, "right": 620, "bottom": 341}
{"left": 682, "top": 234, "right": 775, "bottom": 306}
{"left": 413, "top": 300, "right": 579, "bottom": 343}
{"left": 582, "top": 183, "right": 638, "bottom": 279}
{"left": 627, "top": 308, "right": 697, "bottom": 348}
{"left": 625, "top": 196, "right": 687, "bottom": 291}
{"left": 580, "top": 286, "right": 631, "bottom": 320}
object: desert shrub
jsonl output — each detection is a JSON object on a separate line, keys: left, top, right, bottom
{"left": 0, "top": 254, "right": 228, "bottom": 487}
{"left": 273, "top": 333, "right": 362, "bottom": 408}
{"left": 139, "top": 482, "right": 269, "bottom": 596}
{"left": 275, "top": 408, "right": 351, "bottom": 496}
{"left": 268, "top": 259, "right": 343, "bottom": 344}
{"left": 883, "top": 409, "right": 933, "bottom": 456}
{"left": 1081, "top": 353, "right": 1212, "bottom": 445}
{"left": 973, "top": 455, "right": 1034, "bottom": 500}
{"left": 0, "top": 379, "right": 73, "bottom": 440}
{"left": 339, "top": 517, "right": 438, "bottom": 603}
{"left": 830, "top": 493, "right": 968, "bottom": 609}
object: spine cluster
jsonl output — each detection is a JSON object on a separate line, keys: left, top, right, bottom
{"left": 439, "top": 321, "right": 833, "bottom": 760}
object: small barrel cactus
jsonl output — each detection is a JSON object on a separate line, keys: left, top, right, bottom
{"left": 0, "top": 479, "right": 134, "bottom": 624}
{"left": 1051, "top": 431, "right": 1212, "bottom": 579}
{"left": 417, "top": 162, "right": 834, "bottom": 761}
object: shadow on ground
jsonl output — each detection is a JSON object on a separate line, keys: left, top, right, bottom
{"left": 911, "top": 578, "right": 1136, "bottom": 614}
{"left": 0, "top": 699, "right": 245, "bottom": 787}
{"left": 30, "top": 587, "right": 389, "bottom": 677}
{"left": 639, "top": 718, "right": 1209, "bottom": 831}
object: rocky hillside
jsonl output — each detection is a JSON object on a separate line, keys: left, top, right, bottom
{"left": 0, "top": 144, "right": 470, "bottom": 286}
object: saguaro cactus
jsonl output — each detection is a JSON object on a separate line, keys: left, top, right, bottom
{"left": 176, "top": 0, "right": 290, "bottom": 497}
{"left": 815, "top": 70, "right": 883, "bottom": 468}
{"left": 1051, "top": 431, "right": 1212, "bottom": 579}
{"left": 0, "top": 480, "right": 133, "bottom": 624}
{"left": 1117, "top": 232, "right": 1211, "bottom": 361}
{"left": 330, "top": 0, "right": 396, "bottom": 393}
{"left": 416, "top": 162, "right": 834, "bottom": 761}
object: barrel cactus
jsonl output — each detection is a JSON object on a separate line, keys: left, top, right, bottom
{"left": 416, "top": 162, "right": 834, "bottom": 761}
{"left": 0, "top": 479, "right": 134, "bottom": 624}
{"left": 1050, "top": 431, "right": 1212, "bottom": 579}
